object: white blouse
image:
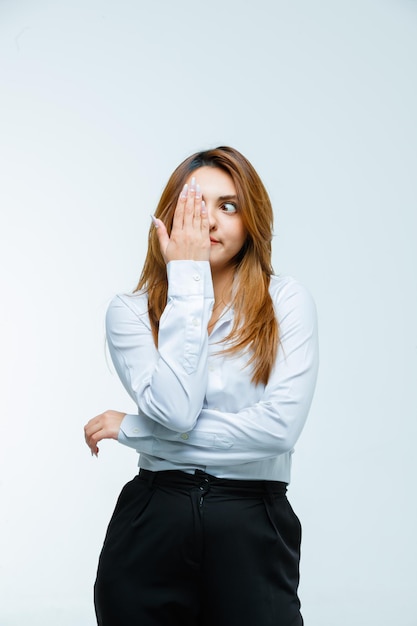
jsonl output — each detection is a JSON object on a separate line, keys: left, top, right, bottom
{"left": 107, "top": 260, "right": 319, "bottom": 482}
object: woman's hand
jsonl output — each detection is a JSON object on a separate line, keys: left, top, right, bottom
{"left": 84, "top": 410, "right": 126, "bottom": 456}
{"left": 153, "top": 177, "right": 210, "bottom": 263}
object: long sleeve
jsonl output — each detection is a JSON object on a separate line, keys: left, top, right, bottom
{"left": 147, "top": 280, "right": 318, "bottom": 464}
{"left": 106, "top": 260, "right": 214, "bottom": 433}
{"left": 115, "top": 276, "right": 319, "bottom": 472}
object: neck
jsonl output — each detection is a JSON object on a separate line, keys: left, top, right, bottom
{"left": 207, "top": 266, "right": 235, "bottom": 335}
{"left": 211, "top": 265, "right": 235, "bottom": 308}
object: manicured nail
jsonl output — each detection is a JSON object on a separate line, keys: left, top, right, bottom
{"left": 180, "top": 183, "right": 188, "bottom": 198}
{"left": 150, "top": 214, "right": 159, "bottom": 228}
{"left": 196, "top": 183, "right": 201, "bottom": 198}
{"left": 190, "top": 177, "right": 196, "bottom": 191}
{"left": 201, "top": 200, "right": 206, "bottom": 214}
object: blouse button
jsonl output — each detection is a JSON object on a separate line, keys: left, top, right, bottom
{"left": 180, "top": 433, "right": 189, "bottom": 440}
{"left": 193, "top": 274, "right": 201, "bottom": 281}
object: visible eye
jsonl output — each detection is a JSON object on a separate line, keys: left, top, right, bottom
{"left": 221, "top": 202, "right": 237, "bottom": 214}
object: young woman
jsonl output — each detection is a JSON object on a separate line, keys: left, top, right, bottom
{"left": 84, "top": 146, "right": 319, "bottom": 626}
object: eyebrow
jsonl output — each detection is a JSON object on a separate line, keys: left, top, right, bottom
{"left": 218, "top": 195, "right": 238, "bottom": 201}
{"left": 201, "top": 194, "right": 238, "bottom": 202}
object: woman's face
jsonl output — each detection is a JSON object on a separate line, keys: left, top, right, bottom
{"left": 185, "top": 166, "right": 247, "bottom": 273}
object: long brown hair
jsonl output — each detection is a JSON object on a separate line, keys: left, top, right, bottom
{"left": 136, "top": 146, "right": 278, "bottom": 385}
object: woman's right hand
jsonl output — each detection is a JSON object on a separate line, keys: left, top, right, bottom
{"left": 153, "top": 177, "right": 210, "bottom": 263}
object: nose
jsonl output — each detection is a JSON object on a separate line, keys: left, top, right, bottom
{"left": 205, "top": 202, "right": 216, "bottom": 230}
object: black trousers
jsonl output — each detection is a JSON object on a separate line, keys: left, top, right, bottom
{"left": 94, "top": 469, "right": 303, "bottom": 626}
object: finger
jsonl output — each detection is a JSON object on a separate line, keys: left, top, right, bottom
{"left": 183, "top": 177, "right": 196, "bottom": 227}
{"left": 200, "top": 200, "right": 209, "bottom": 233}
{"left": 84, "top": 414, "right": 101, "bottom": 436}
{"left": 84, "top": 416, "right": 107, "bottom": 448}
{"left": 171, "top": 183, "right": 188, "bottom": 234}
{"left": 85, "top": 425, "right": 109, "bottom": 457}
{"left": 84, "top": 421, "right": 100, "bottom": 449}
{"left": 193, "top": 183, "right": 202, "bottom": 226}
{"left": 84, "top": 424, "right": 99, "bottom": 456}
{"left": 84, "top": 418, "right": 97, "bottom": 442}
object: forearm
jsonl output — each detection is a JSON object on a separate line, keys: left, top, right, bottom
{"left": 118, "top": 381, "right": 317, "bottom": 466}
{"left": 117, "top": 278, "right": 319, "bottom": 464}
{"left": 107, "top": 261, "right": 214, "bottom": 432}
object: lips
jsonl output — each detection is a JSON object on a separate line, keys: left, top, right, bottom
{"left": 210, "top": 237, "right": 220, "bottom": 244}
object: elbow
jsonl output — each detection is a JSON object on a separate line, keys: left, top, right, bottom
{"left": 266, "top": 428, "right": 298, "bottom": 457}
{"left": 163, "top": 412, "right": 199, "bottom": 433}
{"left": 137, "top": 392, "right": 200, "bottom": 432}
{"left": 268, "top": 411, "right": 306, "bottom": 456}
{"left": 276, "top": 433, "right": 299, "bottom": 455}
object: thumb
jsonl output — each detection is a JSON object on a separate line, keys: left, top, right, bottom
{"left": 152, "top": 215, "right": 170, "bottom": 262}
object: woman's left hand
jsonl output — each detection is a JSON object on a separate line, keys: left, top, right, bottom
{"left": 84, "top": 410, "right": 126, "bottom": 456}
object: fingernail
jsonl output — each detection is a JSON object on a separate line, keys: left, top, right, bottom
{"left": 196, "top": 183, "right": 201, "bottom": 198}
{"left": 150, "top": 214, "right": 159, "bottom": 228}
{"left": 201, "top": 200, "right": 206, "bottom": 214}
{"left": 190, "top": 177, "right": 196, "bottom": 191}
{"left": 180, "top": 183, "right": 188, "bottom": 198}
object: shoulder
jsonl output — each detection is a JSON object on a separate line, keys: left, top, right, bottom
{"left": 269, "top": 274, "right": 314, "bottom": 302}
{"left": 106, "top": 291, "right": 151, "bottom": 330}
{"left": 269, "top": 275, "right": 317, "bottom": 324}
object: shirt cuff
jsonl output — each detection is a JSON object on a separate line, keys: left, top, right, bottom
{"left": 167, "top": 261, "right": 214, "bottom": 298}
{"left": 118, "top": 413, "right": 156, "bottom": 442}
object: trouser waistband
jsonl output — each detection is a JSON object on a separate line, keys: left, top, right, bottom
{"left": 138, "top": 468, "right": 287, "bottom": 496}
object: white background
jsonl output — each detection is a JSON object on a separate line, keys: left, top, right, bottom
{"left": 1, "top": 1, "right": 416, "bottom": 624}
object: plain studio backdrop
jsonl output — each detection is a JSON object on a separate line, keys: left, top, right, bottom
{"left": 1, "top": 1, "right": 416, "bottom": 624}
